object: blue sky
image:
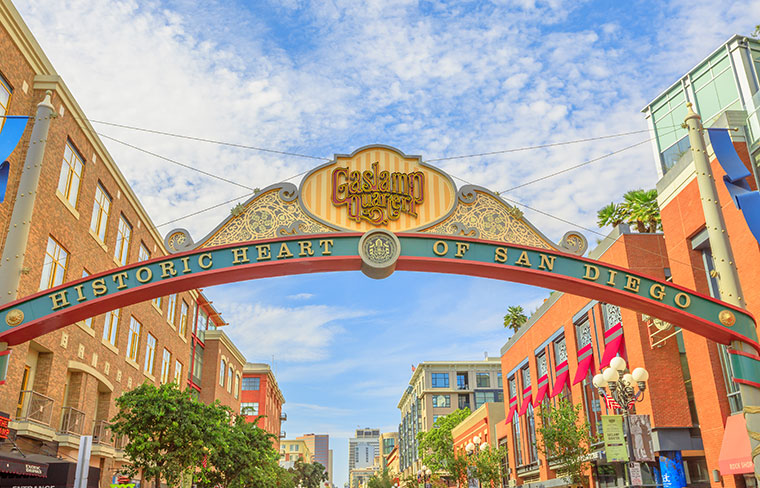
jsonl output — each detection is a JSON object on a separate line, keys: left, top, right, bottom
{"left": 15, "top": 0, "right": 760, "bottom": 485}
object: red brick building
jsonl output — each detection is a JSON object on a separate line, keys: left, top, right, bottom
{"left": 0, "top": 2, "right": 248, "bottom": 487}
{"left": 242, "top": 362, "right": 286, "bottom": 449}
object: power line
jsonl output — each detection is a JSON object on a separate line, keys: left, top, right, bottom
{"left": 87, "top": 118, "right": 331, "bottom": 161}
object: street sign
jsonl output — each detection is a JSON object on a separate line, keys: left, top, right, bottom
{"left": 629, "top": 462, "right": 643, "bottom": 486}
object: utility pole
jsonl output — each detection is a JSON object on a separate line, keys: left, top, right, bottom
{"left": 684, "top": 102, "right": 760, "bottom": 481}
{"left": 0, "top": 90, "right": 55, "bottom": 304}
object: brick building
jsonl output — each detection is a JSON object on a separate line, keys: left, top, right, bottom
{"left": 0, "top": 1, "right": 250, "bottom": 487}
{"left": 241, "top": 362, "right": 286, "bottom": 449}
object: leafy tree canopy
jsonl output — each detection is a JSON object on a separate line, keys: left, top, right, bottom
{"left": 288, "top": 459, "right": 328, "bottom": 488}
{"left": 504, "top": 305, "right": 528, "bottom": 332}
{"left": 597, "top": 189, "right": 661, "bottom": 233}
{"left": 416, "top": 408, "right": 471, "bottom": 482}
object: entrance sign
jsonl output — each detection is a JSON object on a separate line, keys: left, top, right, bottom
{"left": 0, "top": 145, "right": 757, "bottom": 389}
{"left": 602, "top": 415, "right": 628, "bottom": 462}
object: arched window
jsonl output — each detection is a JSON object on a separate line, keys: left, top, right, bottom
{"left": 234, "top": 374, "right": 240, "bottom": 399}
{"left": 227, "top": 367, "right": 233, "bottom": 392}
{"left": 220, "top": 359, "right": 226, "bottom": 386}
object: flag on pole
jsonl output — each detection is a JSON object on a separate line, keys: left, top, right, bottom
{"left": 0, "top": 115, "right": 30, "bottom": 203}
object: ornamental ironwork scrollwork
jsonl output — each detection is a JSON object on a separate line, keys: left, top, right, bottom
{"left": 559, "top": 231, "right": 588, "bottom": 256}
{"left": 164, "top": 229, "right": 195, "bottom": 253}
{"left": 603, "top": 303, "right": 623, "bottom": 330}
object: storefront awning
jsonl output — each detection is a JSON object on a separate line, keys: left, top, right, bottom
{"left": 0, "top": 452, "right": 49, "bottom": 477}
{"left": 719, "top": 414, "right": 754, "bottom": 475}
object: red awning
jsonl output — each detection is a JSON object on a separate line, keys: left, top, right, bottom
{"left": 550, "top": 370, "right": 569, "bottom": 398}
{"left": 719, "top": 414, "right": 754, "bottom": 475}
{"left": 573, "top": 354, "right": 594, "bottom": 385}
{"left": 533, "top": 380, "right": 549, "bottom": 407}
{"left": 600, "top": 334, "right": 624, "bottom": 369}
{"left": 518, "top": 393, "right": 532, "bottom": 416}
{"left": 506, "top": 399, "right": 518, "bottom": 424}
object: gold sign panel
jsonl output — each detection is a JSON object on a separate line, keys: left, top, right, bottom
{"left": 299, "top": 146, "right": 457, "bottom": 232}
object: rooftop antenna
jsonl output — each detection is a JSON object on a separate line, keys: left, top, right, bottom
{"left": 484, "top": 351, "right": 489, "bottom": 360}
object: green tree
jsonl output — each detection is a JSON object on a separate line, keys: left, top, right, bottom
{"left": 288, "top": 459, "right": 328, "bottom": 488}
{"left": 753, "top": 24, "right": 760, "bottom": 38}
{"left": 472, "top": 444, "right": 508, "bottom": 487}
{"left": 110, "top": 383, "right": 230, "bottom": 488}
{"left": 367, "top": 468, "right": 394, "bottom": 488}
{"left": 597, "top": 189, "right": 661, "bottom": 233}
{"left": 503, "top": 306, "right": 527, "bottom": 332}
{"left": 199, "top": 415, "right": 283, "bottom": 488}
{"left": 536, "top": 398, "right": 598, "bottom": 487}
{"left": 416, "top": 408, "right": 471, "bottom": 484}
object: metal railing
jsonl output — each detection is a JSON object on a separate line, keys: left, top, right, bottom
{"left": 60, "top": 406, "right": 86, "bottom": 435}
{"left": 279, "top": 431, "right": 286, "bottom": 439}
{"left": 114, "top": 434, "right": 128, "bottom": 450}
{"left": 16, "top": 390, "right": 55, "bottom": 426}
{"left": 280, "top": 412, "right": 287, "bottom": 421}
{"left": 92, "top": 420, "right": 113, "bottom": 445}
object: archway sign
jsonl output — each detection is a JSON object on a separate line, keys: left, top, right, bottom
{"left": 0, "top": 146, "right": 759, "bottom": 385}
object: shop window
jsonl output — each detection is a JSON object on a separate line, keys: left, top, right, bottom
{"left": 39, "top": 237, "right": 68, "bottom": 290}
{"left": 57, "top": 141, "right": 84, "bottom": 208}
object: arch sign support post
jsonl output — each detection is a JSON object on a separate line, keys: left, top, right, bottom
{"left": 0, "top": 144, "right": 758, "bottom": 421}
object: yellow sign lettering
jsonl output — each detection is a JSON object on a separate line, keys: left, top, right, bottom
{"left": 112, "top": 272, "right": 129, "bottom": 290}
{"left": 74, "top": 284, "right": 86, "bottom": 302}
{"left": 298, "top": 241, "right": 314, "bottom": 257}
{"left": 455, "top": 242, "right": 470, "bottom": 258}
{"left": 515, "top": 251, "right": 532, "bottom": 267}
{"left": 319, "top": 240, "right": 334, "bottom": 255}
{"left": 92, "top": 279, "right": 108, "bottom": 297}
{"left": 136, "top": 267, "right": 153, "bottom": 283}
{"left": 675, "top": 292, "right": 691, "bottom": 309}
{"left": 433, "top": 241, "right": 448, "bottom": 256}
{"left": 256, "top": 245, "right": 271, "bottom": 261}
{"left": 494, "top": 247, "right": 508, "bottom": 263}
{"left": 649, "top": 283, "right": 666, "bottom": 301}
{"left": 198, "top": 253, "right": 213, "bottom": 269}
{"left": 583, "top": 264, "right": 599, "bottom": 281}
{"left": 623, "top": 275, "right": 641, "bottom": 293}
{"left": 277, "top": 243, "right": 294, "bottom": 259}
{"left": 159, "top": 261, "right": 178, "bottom": 278}
{"left": 49, "top": 290, "right": 70, "bottom": 311}
{"left": 231, "top": 247, "right": 250, "bottom": 264}
{"left": 538, "top": 254, "right": 555, "bottom": 271}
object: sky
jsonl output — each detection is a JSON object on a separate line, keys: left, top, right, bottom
{"left": 13, "top": 0, "right": 760, "bottom": 485}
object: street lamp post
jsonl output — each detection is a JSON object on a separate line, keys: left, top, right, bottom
{"left": 419, "top": 465, "right": 432, "bottom": 488}
{"left": 593, "top": 356, "right": 649, "bottom": 488}
{"left": 465, "top": 436, "right": 489, "bottom": 488}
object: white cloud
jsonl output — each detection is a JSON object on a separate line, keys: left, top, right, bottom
{"left": 219, "top": 302, "right": 371, "bottom": 362}
{"left": 286, "top": 293, "right": 314, "bottom": 300}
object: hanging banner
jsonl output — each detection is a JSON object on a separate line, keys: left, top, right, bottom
{"left": 602, "top": 415, "right": 629, "bottom": 462}
{"left": 629, "top": 462, "right": 644, "bottom": 486}
{"left": 629, "top": 415, "right": 655, "bottom": 462}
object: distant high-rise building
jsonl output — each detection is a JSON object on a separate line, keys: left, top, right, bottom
{"left": 348, "top": 428, "right": 380, "bottom": 487}
{"left": 379, "top": 432, "right": 398, "bottom": 469}
{"left": 397, "top": 358, "right": 503, "bottom": 479}
{"left": 297, "top": 434, "right": 330, "bottom": 480}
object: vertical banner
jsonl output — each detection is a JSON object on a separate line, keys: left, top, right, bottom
{"left": 658, "top": 450, "right": 686, "bottom": 488}
{"left": 629, "top": 415, "right": 655, "bottom": 462}
{"left": 602, "top": 415, "right": 629, "bottom": 462}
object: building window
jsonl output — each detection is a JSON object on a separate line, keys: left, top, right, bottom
{"left": 458, "top": 394, "right": 470, "bottom": 410}
{"left": 456, "top": 372, "right": 468, "bottom": 390}
{"left": 227, "top": 366, "right": 233, "bottom": 392}
{"left": 576, "top": 317, "right": 592, "bottom": 349}
{"left": 126, "top": 317, "right": 141, "bottom": 362}
{"left": 241, "top": 402, "right": 259, "bottom": 415}
{"left": 432, "top": 395, "right": 450, "bottom": 408}
{"left": 525, "top": 403, "right": 538, "bottom": 463}
{"left": 521, "top": 367, "right": 531, "bottom": 388}
{"left": 476, "top": 372, "right": 490, "bottom": 388}
{"left": 160, "top": 349, "right": 171, "bottom": 383}
{"left": 192, "top": 344, "right": 203, "bottom": 384}
{"left": 39, "top": 237, "right": 68, "bottom": 290}
{"left": 242, "top": 377, "right": 260, "bottom": 391}
{"left": 113, "top": 215, "right": 132, "bottom": 266}
{"left": 81, "top": 270, "right": 93, "bottom": 328}
{"left": 512, "top": 410, "right": 523, "bottom": 467}
{"left": 497, "top": 372, "right": 503, "bottom": 388}
{"left": 90, "top": 184, "right": 111, "bottom": 242}
{"left": 144, "top": 333, "right": 157, "bottom": 374}
{"left": 220, "top": 359, "right": 226, "bottom": 386}
{"left": 167, "top": 294, "right": 177, "bottom": 326}
{"left": 152, "top": 296, "right": 163, "bottom": 313}
{"left": 196, "top": 308, "right": 208, "bottom": 342}
{"left": 554, "top": 335, "right": 568, "bottom": 364}
{"left": 431, "top": 373, "right": 449, "bottom": 388}
{"left": 0, "top": 75, "right": 10, "bottom": 120}
{"left": 475, "top": 390, "right": 503, "bottom": 409}
{"left": 537, "top": 353, "right": 548, "bottom": 378}
{"left": 693, "top": 231, "right": 743, "bottom": 413}
{"left": 174, "top": 360, "right": 183, "bottom": 384}
{"left": 138, "top": 243, "right": 150, "bottom": 262}
{"left": 234, "top": 374, "right": 240, "bottom": 399}
{"left": 508, "top": 376, "right": 517, "bottom": 399}
{"left": 179, "top": 300, "right": 189, "bottom": 337}
{"left": 103, "top": 308, "right": 120, "bottom": 346}
{"left": 57, "top": 142, "right": 84, "bottom": 208}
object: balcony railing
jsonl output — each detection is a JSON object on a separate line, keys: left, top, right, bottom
{"left": 280, "top": 412, "right": 287, "bottom": 421}
{"left": 114, "top": 434, "right": 129, "bottom": 450}
{"left": 279, "top": 431, "right": 286, "bottom": 439}
{"left": 92, "top": 420, "right": 113, "bottom": 446}
{"left": 16, "top": 390, "right": 55, "bottom": 426}
{"left": 60, "top": 406, "right": 86, "bottom": 435}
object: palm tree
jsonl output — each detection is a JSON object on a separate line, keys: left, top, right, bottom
{"left": 596, "top": 202, "right": 625, "bottom": 229}
{"left": 596, "top": 189, "right": 661, "bottom": 233}
{"left": 504, "top": 306, "right": 528, "bottom": 332}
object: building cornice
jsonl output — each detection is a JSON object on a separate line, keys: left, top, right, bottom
{"left": 244, "top": 362, "right": 285, "bottom": 404}
{"left": 204, "top": 329, "right": 246, "bottom": 366}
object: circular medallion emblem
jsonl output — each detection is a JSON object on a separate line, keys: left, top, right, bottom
{"left": 358, "top": 229, "right": 401, "bottom": 279}
{"left": 719, "top": 309, "right": 736, "bottom": 327}
{"left": 5, "top": 309, "right": 24, "bottom": 327}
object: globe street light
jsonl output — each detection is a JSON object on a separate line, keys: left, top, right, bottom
{"left": 419, "top": 465, "right": 433, "bottom": 488}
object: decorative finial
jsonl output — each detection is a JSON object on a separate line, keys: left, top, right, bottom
{"left": 684, "top": 101, "right": 700, "bottom": 122}
{"left": 38, "top": 89, "right": 54, "bottom": 110}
